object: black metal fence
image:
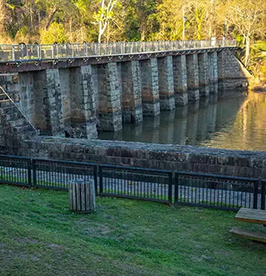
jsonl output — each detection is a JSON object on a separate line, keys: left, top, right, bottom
{"left": 32, "top": 159, "right": 97, "bottom": 192}
{"left": 175, "top": 172, "right": 261, "bottom": 211}
{"left": 0, "top": 154, "right": 265, "bottom": 211}
{"left": 99, "top": 165, "right": 172, "bottom": 204}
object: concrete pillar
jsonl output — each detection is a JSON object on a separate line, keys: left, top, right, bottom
{"left": 186, "top": 54, "right": 200, "bottom": 101}
{"left": 97, "top": 62, "right": 122, "bottom": 131}
{"left": 173, "top": 55, "right": 188, "bottom": 106}
{"left": 208, "top": 52, "right": 218, "bottom": 94}
{"left": 217, "top": 50, "right": 225, "bottom": 93}
{"left": 157, "top": 56, "right": 175, "bottom": 111}
{"left": 20, "top": 71, "right": 52, "bottom": 135}
{"left": 59, "top": 68, "right": 71, "bottom": 136}
{"left": 140, "top": 58, "right": 160, "bottom": 116}
{"left": 78, "top": 66, "right": 98, "bottom": 139}
{"left": 120, "top": 61, "right": 143, "bottom": 124}
{"left": 45, "top": 69, "right": 64, "bottom": 136}
{"left": 59, "top": 66, "right": 97, "bottom": 139}
{"left": 198, "top": 53, "right": 210, "bottom": 98}
{"left": 18, "top": 73, "right": 38, "bottom": 130}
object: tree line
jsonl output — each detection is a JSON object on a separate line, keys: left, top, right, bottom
{"left": 0, "top": 0, "right": 265, "bottom": 69}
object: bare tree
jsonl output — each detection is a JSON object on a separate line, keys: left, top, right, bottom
{"left": 96, "top": 0, "right": 117, "bottom": 43}
{"left": 226, "top": 0, "right": 266, "bottom": 66}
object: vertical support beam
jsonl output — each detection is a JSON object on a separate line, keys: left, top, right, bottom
{"left": 198, "top": 53, "right": 210, "bottom": 97}
{"left": 45, "top": 69, "right": 64, "bottom": 136}
{"left": 208, "top": 51, "right": 218, "bottom": 94}
{"left": 120, "top": 61, "right": 143, "bottom": 124}
{"left": 59, "top": 68, "right": 71, "bottom": 136}
{"left": 19, "top": 72, "right": 39, "bottom": 130}
{"left": 186, "top": 54, "right": 200, "bottom": 101}
{"left": 157, "top": 56, "right": 175, "bottom": 111}
{"left": 217, "top": 50, "right": 226, "bottom": 93}
{"left": 173, "top": 55, "right": 188, "bottom": 106}
{"left": 140, "top": 58, "right": 160, "bottom": 116}
{"left": 31, "top": 71, "right": 51, "bottom": 135}
{"left": 97, "top": 62, "right": 122, "bottom": 131}
{"left": 78, "top": 66, "right": 98, "bottom": 139}
{"left": 59, "top": 67, "right": 97, "bottom": 138}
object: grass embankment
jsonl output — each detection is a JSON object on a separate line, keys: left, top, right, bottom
{"left": 0, "top": 185, "right": 266, "bottom": 276}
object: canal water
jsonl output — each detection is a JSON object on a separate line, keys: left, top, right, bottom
{"left": 99, "top": 91, "right": 266, "bottom": 151}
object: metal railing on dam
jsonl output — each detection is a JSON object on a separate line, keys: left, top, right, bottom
{"left": 0, "top": 39, "right": 236, "bottom": 62}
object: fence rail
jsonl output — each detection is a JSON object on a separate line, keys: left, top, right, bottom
{"left": 0, "top": 154, "right": 264, "bottom": 211}
{"left": 99, "top": 164, "right": 172, "bottom": 204}
{"left": 0, "top": 39, "right": 237, "bottom": 62}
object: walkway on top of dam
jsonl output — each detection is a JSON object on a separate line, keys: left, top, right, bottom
{"left": 0, "top": 39, "right": 236, "bottom": 72}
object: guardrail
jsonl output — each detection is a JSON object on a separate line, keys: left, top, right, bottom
{"left": 2, "top": 154, "right": 263, "bottom": 211}
{"left": 0, "top": 39, "right": 237, "bottom": 62}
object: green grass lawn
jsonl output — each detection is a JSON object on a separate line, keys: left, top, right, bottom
{"left": 0, "top": 185, "right": 266, "bottom": 276}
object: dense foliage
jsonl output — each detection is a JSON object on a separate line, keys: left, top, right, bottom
{"left": 0, "top": 0, "right": 265, "bottom": 77}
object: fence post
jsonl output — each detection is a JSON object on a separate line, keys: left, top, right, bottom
{"left": 99, "top": 165, "right": 103, "bottom": 195}
{"left": 261, "top": 179, "right": 265, "bottom": 210}
{"left": 28, "top": 159, "right": 32, "bottom": 187}
{"left": 51, "top": 45, "right": 54, "bottom": 59}
{"left": 12, "top": 45, "right": 15, "bottom": 61}
{"left": 253, "top": 180, "right": 259, "bottom": 209}
{"left": 168, "top": 172, "right": 173, "bottom": 205}
{"left": 94, "top": 165, "right": 98, "bottom": 196}
{"left": 174, "top": 172, "right": 179, "bottom": 206}
{"left": 32, "top": 159, "right": 36, "bottom": 188}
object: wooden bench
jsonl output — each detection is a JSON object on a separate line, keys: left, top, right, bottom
{"left": 230, "top": 208, "right": 266, "bottom": 243}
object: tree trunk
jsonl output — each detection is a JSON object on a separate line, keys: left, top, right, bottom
{"left": 245, "top": 35, "right": 250, "bottom": 67}
{"left": 45, "top": 6, "right": 58, "bottom": 31}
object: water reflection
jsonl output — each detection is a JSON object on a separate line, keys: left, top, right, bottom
{"left": 202, "top": 92, "right": 266, "bottom": 151}
{"left": 99, "top": 91, "right": 266, "bottom": 151}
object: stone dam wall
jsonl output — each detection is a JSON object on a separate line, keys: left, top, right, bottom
{"left": 0, "top": 48, "right": 250, "bottom": 140}
{"left": 0, "top": 46, "right": 257, "bottom": 179}
{"left": 10, "top": 137, "right": 266, "bottom": 179}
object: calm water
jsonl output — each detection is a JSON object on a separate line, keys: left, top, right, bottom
{"left": 99, "top": 91, "right": 266, "bottom": 151}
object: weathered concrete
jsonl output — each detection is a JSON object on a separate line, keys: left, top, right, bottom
{"left": 173, "top": 55, "right": 188, "bottom": 106}
{"left": 59, "top": 66, "right": 97, "bottom": 138}
{"left": 209, "top": 52, "right": 219, "bottom": 94}
{"left": 120, "top": 61, "right": 143, "bottom": 124}
{"left": 198, "top": 53, "right": 210, "bottom": 97}
{"left": 0, "top": 48, "right": 249, "bottom": 137}
{"left": 97, "top": 63, "right": 122, "bottom": 132}
{"left": 186, "top": 54, "right": 200, "bottom": 101}
{"left": 45, "top": 69, "right": 64, "bottom": 136}
{"left": 0, "top": 74, "right": 37, "bottom": 151}
{"left": 14, "top": 137, "right": 266, "bottom": 179}
{"left": 217, "top": 49, "right": 250, "bottom": 93}
{"left": 140, "top": 58, "right": 160, "bottom": 116}
{"left": 157, "top": 56, "right": 175, "bottom": 111}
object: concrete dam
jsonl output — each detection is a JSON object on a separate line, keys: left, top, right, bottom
{"left": 1, "top": 39, "right": 261, "bottom": 179}
{"left": 0, "top": 40, "right": 248, "bottom": 140}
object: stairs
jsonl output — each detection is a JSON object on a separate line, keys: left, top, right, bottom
{"left": 0, "top": 87, "right": 38, "bottom": 145}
